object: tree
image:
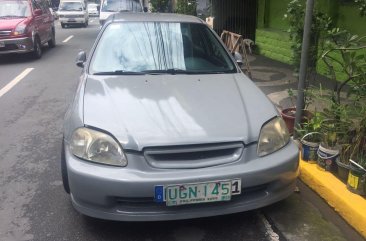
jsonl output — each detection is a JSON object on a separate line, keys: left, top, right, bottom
{"left": 150, "top": 0, "right": 169, "bottom": 12}
{"left": 175, "top": 0, "right": 197, "bottom": 16}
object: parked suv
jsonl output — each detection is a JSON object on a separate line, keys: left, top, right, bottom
{"left": 0, "top": 0, "right": 56, "bottom": 59}
{"left": 58, "top": 0, "right": 89, "bottom": 28}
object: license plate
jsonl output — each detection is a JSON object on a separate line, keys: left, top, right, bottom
{"left": 155, "top": 179, "right": 241, "bottom": 206}
{"left": 68, "top": 18, "right": 76, "bottom": 22}
{"left": 0, "top": 42, "right": 5, "bottom": 48}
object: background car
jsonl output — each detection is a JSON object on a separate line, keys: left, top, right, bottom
{"left": 57, "top": 0, "right": 88, "bottom": 28}
{"left": 87, "top": 3, "right": 99, "bottom": 17}
{"left": 99, "top": 0, "right": 143, "bottom": 25}
{"left": 62, "top": 13, "right": 299, "bottom": 221}
{"left": 0, "top": 0, "right": 56, "bottom": 59}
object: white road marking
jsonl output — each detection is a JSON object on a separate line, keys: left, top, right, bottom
{"left": 62, "top": 35, "right": 74, "bottom": 43}
{"left": 0, "top": 68, "right": 34, "bottom": 98}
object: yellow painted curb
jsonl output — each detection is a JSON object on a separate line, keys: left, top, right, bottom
{"left": 299, "top": 160, "right": 366, "bottom": 239}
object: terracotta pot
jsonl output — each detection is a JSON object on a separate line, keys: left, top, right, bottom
{"left": 280, "top": 108, "right": 313, "bottom": 135}
{"left": 281, "top": 107, "right": 296, "bottom": 134}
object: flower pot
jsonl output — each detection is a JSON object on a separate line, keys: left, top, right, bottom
{"left": 336, "top": 159, "right": 350, "bottom": 183}
{"left": 300, "top": 132, "right": 321, "bottom": 163}
{"left": 317, "top": 144, "right": 339, "bottom": 172}
{"left": 281, "top": 107, "right": 296, "bottom": 135}
{"left": 347, "top": 159, "right": 366, "bottom": 196}
{"left": 281, "top": 108, "right": 313, "bottom": 135}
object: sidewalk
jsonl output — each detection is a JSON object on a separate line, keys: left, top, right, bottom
{"left": 248, "top": 54, "right": 366, "bottom": 240}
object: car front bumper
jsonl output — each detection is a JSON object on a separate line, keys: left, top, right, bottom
{"left": 59, "top": 17, "right": 86, "bottom": 24}
{"left": 65, "top": 141, "right": 300, "bottom": 221}
{"left": 0, "top": 37, "right": 33, "bottom": 54}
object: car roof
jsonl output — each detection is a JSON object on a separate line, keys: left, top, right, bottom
{"left": 110, "top": 13, "right": 205, "bottom": 24}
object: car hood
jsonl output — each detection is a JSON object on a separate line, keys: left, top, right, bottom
{"left": 83, "top": 73, "right": 278, "bottom": 151}
{"left": 0, "top": 18, "right": 27, "bottom": 30}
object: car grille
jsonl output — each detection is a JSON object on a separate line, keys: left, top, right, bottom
{"left": 143, "top": 142, "right": 244, "bottom": 169}
{"left": 0, "top": 30, "right": 12, "bottom": 37}
{"left": 0, "top": 44, "right": 18, "bottom": 51}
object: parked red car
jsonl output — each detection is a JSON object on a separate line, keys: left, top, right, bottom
{"left": 0, "top": 0, "right": 56, "bottom": 59}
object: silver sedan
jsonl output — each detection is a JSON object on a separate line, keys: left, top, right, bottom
{"left": 61, "top": 13, "right": 299, "bottom": 221}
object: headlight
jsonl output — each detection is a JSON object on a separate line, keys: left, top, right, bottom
{"left": 13, "top": 23, "right": 27, "bottom": 35}
{"left": 257, "top": 117, "right": 290, "bottom": 157}
{"left": 70, "top": 127, "right": 127, "bottom": 166}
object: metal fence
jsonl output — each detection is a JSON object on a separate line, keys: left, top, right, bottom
{"left": 211, "top": 0, "right": 257, "bottom": 41}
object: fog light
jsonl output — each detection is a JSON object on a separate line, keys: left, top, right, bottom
{"left": 18, "top": 44, "right": 27, "bottom": 49}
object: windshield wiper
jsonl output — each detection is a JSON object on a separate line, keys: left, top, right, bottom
{"left": 142, "top": 68, "right": 194, "bottom": 75}
{"left": 93, "top": 70, "right": 146, "bottom": 75}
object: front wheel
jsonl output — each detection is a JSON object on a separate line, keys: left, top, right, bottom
{"left": 61, "top": 140, "right": 70, "bottom": 194}
{"left": 31, "top": 37, "right": 42, "bottom": 59}
{"left": 61, "top": 23, "right": 66, "bottom": 28}
{"left": 48, "top": 29, "right": 56, "bottom": 48}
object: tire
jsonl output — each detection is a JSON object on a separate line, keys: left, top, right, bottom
{"left": 48, "top": 29, "right": 56, "bottom": 48}
{"left": 31, "top": 36, "right": 42, "bottom": 59}
{"left": 61, "top": 23, "right": 65, "bottom": 28}
{"left": 83, "top": 21, "right": 88, "bottom": 28}
{"left": 61, "top": 140, "right": 70, "bottom": 194}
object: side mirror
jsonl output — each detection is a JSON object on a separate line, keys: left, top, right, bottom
{"left": 76, "top": 51, "right": 86, "bottom": 68}
{"left": 233, "top": 52, "right": 243, "bottom": 67}
{"left": 143, "top": 7, "right": 148, "bottom": 12}
{"left": 34, "top": 9, "right": 42, "bottom": 16}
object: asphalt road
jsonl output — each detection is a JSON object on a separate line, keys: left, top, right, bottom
{"left": 0, "top": 19, "right": 364, "bottom": 241}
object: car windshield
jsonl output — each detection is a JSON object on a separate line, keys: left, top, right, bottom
{"left": 0, "top": 0, "right": 31, "bottom": 18}
{"left": 59, "top": 2, "right": 83, "bottom": 11}
{"left": 101, "top": 0, "right": 141, "bottom": 12}
{"left": 90, "top": 22, "right": 237, "bottom": 75}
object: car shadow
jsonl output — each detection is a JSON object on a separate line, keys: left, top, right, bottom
{"left": 0, "top": 44, "right": 66, "bottom": 64}
{"left": 79, "top": 211, "right": 265, "bottom": 241}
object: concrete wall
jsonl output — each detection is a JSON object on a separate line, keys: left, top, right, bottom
{"left": 255, "top": 0, "right": 366, "bottom": 77}
{"left": 255, "top": 29, "right": 294, "bottom": 65}
{"left": 337, "top": 3, "right": 366, "bottom": 36}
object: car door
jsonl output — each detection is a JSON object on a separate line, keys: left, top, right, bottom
{"left": 31, "top": 0, "right": 45, "bottom": 42}
{"left": 38, "top": 0, "right": 53, "bottom": 42}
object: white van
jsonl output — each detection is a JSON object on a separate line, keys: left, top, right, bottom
{"left": 99, "top": 0, "right": 144, "bottom": 25}
{"left": 58, "top": 0, "right": 89, "bottom": 28}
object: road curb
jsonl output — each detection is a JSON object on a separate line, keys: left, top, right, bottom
{"left": 299, "top": 159, "right": 366, "bottom": 239}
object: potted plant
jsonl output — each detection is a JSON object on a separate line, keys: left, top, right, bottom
{"left": 347, "top": 115, "right": 366, "bottom": 195}
{"left": 318, "top": 29, "right": 366, "bottom": 173}
{"left": 296, "top": 111, "right": 323, "bottom": 163}
{"left": 281, "top": 88, "right": 314, "bottom": 135}
{"left": 316, "top": 101, "right": 353, "bottom": 172}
